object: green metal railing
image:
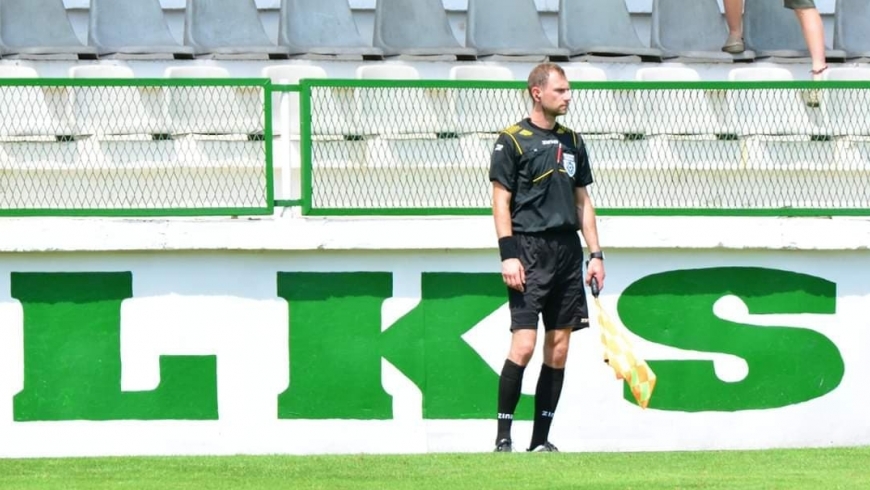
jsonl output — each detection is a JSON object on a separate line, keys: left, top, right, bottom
{"left": 298, "top": 79, "right": 870, "bottom": 217}
{"left": 0, "top": 78, "right": 272, "bottom": 217}
{"left": 2, "top": 77, "right": 869, "bottom": 217}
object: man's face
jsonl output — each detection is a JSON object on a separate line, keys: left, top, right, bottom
{"left": 534, "top": 71, "right": 571, "bottom": 117}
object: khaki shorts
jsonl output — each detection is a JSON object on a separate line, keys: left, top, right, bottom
{"left": 784, "top": 0, "right": 815, "bottom": 9}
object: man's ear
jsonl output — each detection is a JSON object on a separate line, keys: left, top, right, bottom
{"left": 531, "top": 86, "right": 541, "bottom": 103}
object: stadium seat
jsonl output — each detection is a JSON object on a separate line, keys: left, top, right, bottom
{"left": 560, "top": 64, "right": 643, "bottom": 137}
{"left": 563, "top": 65, "right": 607, "bottom": 82}
{"left": 727, "top": 66, "right": 823, "bottom": 136}
{"left": 88, "top": 0, "right": 194, "bottom": 59}
{"left": 466, "top": 0, "right": 570, "bottom": 61}
{"left": 373, "top": 0, "right": 477, "bottom": 60}
{"left": 449, "top": 65, "right": 525, "bottom": 134}
{"left": 164, "top": 65, "right": 265, "bottom": 205}
{"left": 557, "top": 0, "right": 663, "bottom": 62}
{"left": 164, "top": 66, "right": 263, "bottom": 136}
{"left": 68, "top": 64, "right": 170, "bottom": 137}
{"left": 744, "top": 0, "right": 846, "bottom": 61}
{"left": 184, "top": 0, "right": 291, "bottom": 59}
{"left": 278, "top": 0, "right": 384, "bottom": 60}
{"left": 355, "top": 64, "right": 442, "bottom": 136}
{"left": 356, "top": 64, "right": 420, "bottom": 81}
{"left": 0, "top": 65, "right": 72, "bottom": 138}
{"left": 728, "top": 66, "right": 831, "bottom": 178}
{"left": 822, "top": 67, "right": 870, "bottom": 137}
{"left": 0, "top": 0, "right": 97, "bottom": 60}
{"left": 636, "top": 66, "right": 701, "bottom": 82}
{"left": 728, "top": 66, "right": 795, "bottom": 82}
{"left": 0, "top": 65, "right": 39, "bottom": 78}
{"left": 834, "top": 0, "right": 870, "bottom": 60}
{"left": 448, "top": 65, "right": 515, "bottom": 81}
{"left": 650, "top": 0, "right": 756, "bottom": 62}
{"left": 636, "top": 67, "right": 711, "bottom": 135}
{"left": 823, "top": 66, "right": 870, "bottom": 81}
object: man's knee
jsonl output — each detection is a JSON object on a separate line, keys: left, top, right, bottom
{"left": 543, "top": 329, "right": 571, "bottom": 368}
{"left": 508, "top": 329, "right": 537, "bottom": 365}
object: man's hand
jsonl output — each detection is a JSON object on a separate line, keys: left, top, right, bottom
{"left": 502, "top": 258, "right": 526, "bottom": 292}
{"left": 586, "top": 258, "right": 605, "bottom": 292}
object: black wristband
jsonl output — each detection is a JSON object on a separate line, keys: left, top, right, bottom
{"left": 498, "top": 236, "right": 519, "bottom": 261}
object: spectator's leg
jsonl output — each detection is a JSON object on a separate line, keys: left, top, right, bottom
{"left": 793, "top": 7, "right": 827, "bottom": 79}
{"left": 722, "top": 0, "right": 745, "bottom": 53}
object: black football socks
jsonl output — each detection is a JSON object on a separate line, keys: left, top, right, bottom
{"left": 496, "top": 359, "right": 525, "bottom": 443}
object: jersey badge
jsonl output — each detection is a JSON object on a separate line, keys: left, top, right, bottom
{"left": 563, "top": 153, "right": 576, "bottom": 177}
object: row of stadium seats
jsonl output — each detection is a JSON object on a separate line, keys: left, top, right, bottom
{"left": 2, "top": 0, "right": 869, "bottom": 62}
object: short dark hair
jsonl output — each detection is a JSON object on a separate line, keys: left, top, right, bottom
{"left": 527, "top": 63, "right": 566, "bottom": 98}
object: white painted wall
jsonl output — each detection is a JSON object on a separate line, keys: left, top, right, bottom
{"left": 0, "top": 235, "right": 867, "bottom": 457}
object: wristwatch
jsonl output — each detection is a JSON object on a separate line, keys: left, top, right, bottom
{"left": 588, "top": 251, "right": 605, "bottom": 261}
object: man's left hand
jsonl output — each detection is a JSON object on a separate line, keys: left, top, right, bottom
{"left": 586, "top": 258, "right": 605, "bottom": 292}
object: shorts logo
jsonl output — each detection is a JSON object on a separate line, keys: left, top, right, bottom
{"left": 563, "top": 153, "right": 576, "bottom": 177}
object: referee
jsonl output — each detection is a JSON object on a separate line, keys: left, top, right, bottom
{"left": 489, "top": 63, "right": 606, "bottom": 453}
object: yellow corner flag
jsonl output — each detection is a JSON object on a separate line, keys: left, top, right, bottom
{"left": 590, "top": 278, "right": 656, "bottom": 409}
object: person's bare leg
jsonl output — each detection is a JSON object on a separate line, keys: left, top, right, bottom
{"left": 794, "top": 8, "right": 827, "bottom": 79}
{"left": 722, "top": 0, "right": 745, "bottom": 53}
{"left": 723, "top": 0, "right": 744, "bottom": 38}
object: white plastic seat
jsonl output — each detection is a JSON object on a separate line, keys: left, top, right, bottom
{"left": 822, "top": 67, "right": 870, "bottom": 137}
{"left": 69, "top": 64, "right": 170, "bottom": 137}
{"left": 560, "top": 68, "right": 642, "bottom": 137}
{"left": 727, "top": 67, "right": 824, "bottom": 137}
{"left": 0, "top": 65, "right": 72, "bottom": 138}
{"left": 563, "top": 65, "right": 607, "bottom": 82}
{"left": 164, "top": 66, "right": 263, "bottom": 136}
{"left": 635, "top": 66, "right": 731, "bottom": 136}
{"left": 355, "top": 64, "right": 440, "bottom": 136}
{"left": 449, "top": 65, "right": 522, "bottom": 134}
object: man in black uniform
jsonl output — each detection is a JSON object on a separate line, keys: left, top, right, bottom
{"left": 489, "top": 62, "right": 606, "bottom": 453}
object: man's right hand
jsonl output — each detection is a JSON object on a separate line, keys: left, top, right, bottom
{"left": 501, "top": 258, "right": 526, "bottom": 292}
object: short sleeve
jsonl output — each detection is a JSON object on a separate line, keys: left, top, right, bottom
{"left": 488, "top": 133, "right": 519, "bottom": 193}
{"left": 573, "top": 133, "right": 593, "bottom": 188}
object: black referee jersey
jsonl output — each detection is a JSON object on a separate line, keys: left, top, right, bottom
{"left": 488, "top": 118, "right": 594, "bottom": 234}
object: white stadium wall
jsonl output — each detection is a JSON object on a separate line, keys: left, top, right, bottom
{"left": 0, "top": 216, "right": 868, "bottom": 457}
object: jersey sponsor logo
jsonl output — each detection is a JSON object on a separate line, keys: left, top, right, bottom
{"left": 564, "top": 153, "right": 576, "bottom": 177}
{"left": 541, "top": 140, "right": 559, "bottom": 145}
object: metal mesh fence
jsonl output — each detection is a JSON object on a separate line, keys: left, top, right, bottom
{"left": 0, "top": 80, "right": 271, "bottom": 216}
{"left": 302, "top": 80, "right": 870, "bottom": 216}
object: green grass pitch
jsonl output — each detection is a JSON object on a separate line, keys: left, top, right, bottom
{"left": 1, "top": 447, "right": 868, "bottom": 489}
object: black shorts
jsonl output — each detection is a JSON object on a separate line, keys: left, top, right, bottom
{"left": 508, "top": 231, "right": 589, "bottom": 332}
